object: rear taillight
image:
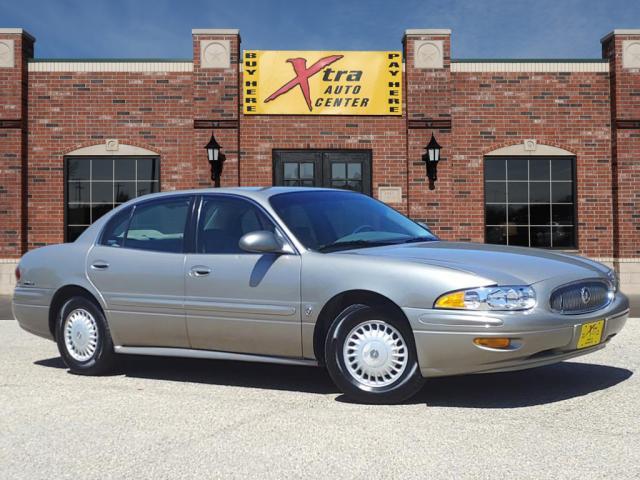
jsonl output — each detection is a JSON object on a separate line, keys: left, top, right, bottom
{"left": 14, "top": 266, "right": 20, "bottom": 282}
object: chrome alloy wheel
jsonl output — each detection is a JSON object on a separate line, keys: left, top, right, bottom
{"left": 63, "top": 308, "right": 99, "bottom": 362}
{"left": 343, "top": 320, "right": 408, "bottom": 388}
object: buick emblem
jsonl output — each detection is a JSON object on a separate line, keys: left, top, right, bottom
{"left": 580, "top": 287, "right": 591, "bottom": 305}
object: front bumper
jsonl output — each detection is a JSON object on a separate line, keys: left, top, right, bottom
{"left": 403, "top": 293, "right": 630, "bottom": 378}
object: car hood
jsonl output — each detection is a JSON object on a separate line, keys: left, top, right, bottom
{"left": 339, "top": 241, "right": 609, "bottom": 285}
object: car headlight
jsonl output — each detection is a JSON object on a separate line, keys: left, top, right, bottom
{"left": 435, "top": 286, "right": 536, "bottom": 311}
{"left": 606, "top": 269, "right": 618, "bottom": 293}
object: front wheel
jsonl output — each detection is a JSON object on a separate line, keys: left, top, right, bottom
{"left": 325, "top": 304, "right": 425, "bottom": 404}
{"left": 55, "top": 296, "right": 117, "bottom": 375}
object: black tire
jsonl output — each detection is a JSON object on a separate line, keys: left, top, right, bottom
{"left": 324, "top": 304, "right": 425, "bottom": 404}
{"left": 55, "top": 296, "right": 117, "bottom": 375}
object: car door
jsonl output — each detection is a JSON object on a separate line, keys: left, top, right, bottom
{"left": 87, "top": 195, "right": 194, "bottom": 348}
{"left": 184, "top": 194, "right": 302, "bottom": 357}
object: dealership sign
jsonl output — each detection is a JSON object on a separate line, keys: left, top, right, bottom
{"left": 243, "top": 50, "right": 402, "bottom": 115}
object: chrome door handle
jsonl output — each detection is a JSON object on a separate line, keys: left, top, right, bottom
{"left": 189, "top": 266, "right": 212, "bottom": 277}
{"left": 91, "top": 262, "right": 110, "bottom": 270}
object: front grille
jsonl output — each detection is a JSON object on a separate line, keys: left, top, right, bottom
{"left": 550, "top": 280, "right": 611, "bottom": 314}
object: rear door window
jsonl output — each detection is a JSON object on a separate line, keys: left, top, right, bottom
{"left": 124, "top": 197, "right": 192, "bottom": 253}
{"left": 100, "top": 207, "right": 132, "bottom": 247}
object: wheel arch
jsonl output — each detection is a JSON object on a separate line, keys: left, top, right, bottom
{"left": 49, "top": 285, "right": 104, "bottom": 338}
{"left": 312, "top": 289, "right": 410, "bottom": 365}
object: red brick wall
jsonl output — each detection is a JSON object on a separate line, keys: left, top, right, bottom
{"left": 603, "top": 33, "right": 640, "bottom": 259}
{"left": 403, "top": 33, "right": 613, "bottom": 257}
{"left": 27, "top": 70, "right": 195, "bottom": 248}
{"left": 238, "top": 115, "right": 408, "bottom": 211}
{"left": 0, "top": 32, "right": 33, "bottom": 258}
{"left": 404, "top": 33, "right": 451, "bottom": 121}
{"left": 404, "top": 33, "right": 454, "bottom": 237}
{"left": 449, "top": 70, "right": 613, "bottom": 258}
{"left": 0, "top": 34, "right": 30, "bottom": 121}
{"left": 192, "top": 33, "right": 240, "bottom": 187}
{"left": 22, "top": 32, "right": 241, "bottom": 249}
{"left": 0, "top": 128, "right": 23, "bottom": 256}
{"left": 1, "top": 27, "right": 637, "bottom": 265}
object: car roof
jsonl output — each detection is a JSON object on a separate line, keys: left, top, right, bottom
{"left": 130, "top": 186, "right": 352, "bottom": 203}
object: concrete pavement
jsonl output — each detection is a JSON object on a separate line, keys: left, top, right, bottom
{"left": 0, "top": 295, "right": 11, "bottom": 320}
{"left": 1, "top": 312, "right": 639, "bottom": 478}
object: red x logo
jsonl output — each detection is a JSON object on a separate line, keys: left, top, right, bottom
{"left": 264, "top": 55, "right": 344, "bottom": 111}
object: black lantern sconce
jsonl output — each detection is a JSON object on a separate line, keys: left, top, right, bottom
{"left": 421, "top": 133, "right": 442, "bottom": 190}
{"left": 205, "top": 131, "right": 226, "bottom": 187}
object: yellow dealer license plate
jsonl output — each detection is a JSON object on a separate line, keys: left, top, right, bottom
{"left": 577, "top": 320, "right": 605, "bottom": 349}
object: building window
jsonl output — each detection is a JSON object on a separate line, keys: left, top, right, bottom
{"left": 283, "top": 161, "right": 316, "bottom": 187}
{"left": 273, "top": 150, "right": 372, "bottom": 195}
{"left": 484, "top": 157, "right": 576, "bottom": 249}
{"left": 65, "top": 157, "right": 159, "bottom": 242}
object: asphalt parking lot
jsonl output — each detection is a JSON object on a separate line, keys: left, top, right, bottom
{"left": 1, "top": 295, "right": 639, "bottom": 479}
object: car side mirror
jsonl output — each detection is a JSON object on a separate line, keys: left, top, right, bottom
{"left": 239, "top": 231, "right": 287, "bottom": 254}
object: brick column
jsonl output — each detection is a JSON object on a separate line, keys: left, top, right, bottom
{"left": 602, "top": 30, "right": 640, "bottom": 293}
{"left": 0, "top": 28, "right": 33, "bottom": 293}
{"left": 192, "top": 29, "right": 241, "bottom": 188}
{"left": 403, "top": 29, "right": 456, "bottom": 237}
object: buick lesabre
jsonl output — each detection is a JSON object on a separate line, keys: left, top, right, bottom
{"left": 12, "top": 188, "right": 629, "bottom": 403}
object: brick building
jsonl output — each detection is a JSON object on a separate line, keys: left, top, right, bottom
{"left": 0, "top": 27, "right": 639, "bottom": 294}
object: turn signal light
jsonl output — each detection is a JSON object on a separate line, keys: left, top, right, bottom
{"left": 473, "top": 338, "right": 511, "bottom": 349}
{"left": 14, "top": 266, "right": 20, "bottom": 282}
{"left": 434, "top": 291, "right": 465, "bottom": 309}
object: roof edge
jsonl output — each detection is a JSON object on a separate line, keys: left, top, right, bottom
{"left": 404, "top": 29, "right": 451, "bottom": 36}
{"left": 29, "top": 58, "right": 192, "bottom": 63}
{"left": 0, "top": 28, "right": 35, "bottom": 41}
{"left": 452, "top": 58, "right": 608, "bottom": 63}
{"left": 601, "top": 29, "right": 640, "bottom": 43}
{"left": 192, "top": 28, "right": 239, "bottom": 35}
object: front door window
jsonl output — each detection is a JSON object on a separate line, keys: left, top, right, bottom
{"left": 196, "top": 196, "right": 276, "bottom": 254}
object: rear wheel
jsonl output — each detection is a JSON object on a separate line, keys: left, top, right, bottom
{"left": 55, "top": 296, "right": 117, "bottom": 375}
{"left": 325, "top": 304, "right": 425, "bottom": 404}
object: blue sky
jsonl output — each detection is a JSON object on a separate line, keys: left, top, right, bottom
{"left": 1, "top": 0, "right": 639, "bottom": 59}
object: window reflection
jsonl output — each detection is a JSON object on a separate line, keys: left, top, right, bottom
{"left": 485, "top": 157, "right": 575, "bottom": 249}
{"left": 66, "top": 157, "right": 159, "bottom": 241}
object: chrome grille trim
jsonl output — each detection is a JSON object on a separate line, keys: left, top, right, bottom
{"left": 549, "top": 280, "right": 611, "bottom": 314}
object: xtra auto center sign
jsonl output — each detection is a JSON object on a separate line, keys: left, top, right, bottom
{"left": 243, "top": 50, "right": 402, "bottom": 115}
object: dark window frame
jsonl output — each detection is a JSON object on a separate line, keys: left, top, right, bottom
{"left": 122, "top": 195, "right": 193, "bottom": 254}
{"left": 96, "top": 193, "right": 298, "bottom": 255}
{"left": 272, "top": 149, "right": 373, "bottom": 196}
{"left": 64, "top": 155, "right": 160, "bottom": 242}
{"left": 190, "top": 193, "right": 298, "bottom": 255}
{"left": 98, "top": 205, "right": 134, "bottom": 248}
{"left": 97, "top": 194, "right": 195, "bottom": 253}
{"left": 483, "top": 155, "right": 578, "bottom": 250}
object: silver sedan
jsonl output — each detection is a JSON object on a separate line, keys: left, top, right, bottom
{"left": 12, "top": 188, "right": 630, "bottom": 403}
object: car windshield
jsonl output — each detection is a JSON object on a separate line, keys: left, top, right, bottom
{"left": 269, "top": 190, "right": 438, "bottom": 252}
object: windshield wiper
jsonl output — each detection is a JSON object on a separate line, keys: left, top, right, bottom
{"left": 395, "top": 236, "right": 437, "bottom": 244}
{"left": 317, "top": 240, "right": 395, "bottom": 253}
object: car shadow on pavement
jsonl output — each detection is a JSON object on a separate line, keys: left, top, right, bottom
{"left": 35, "top": 355, "right": 340, "bottom": 395}
{"left": 36, "top": 356, "right": 631, "bottom": 406}
{"left": 402, "top": 361, "right": 633, "bottom": 408}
